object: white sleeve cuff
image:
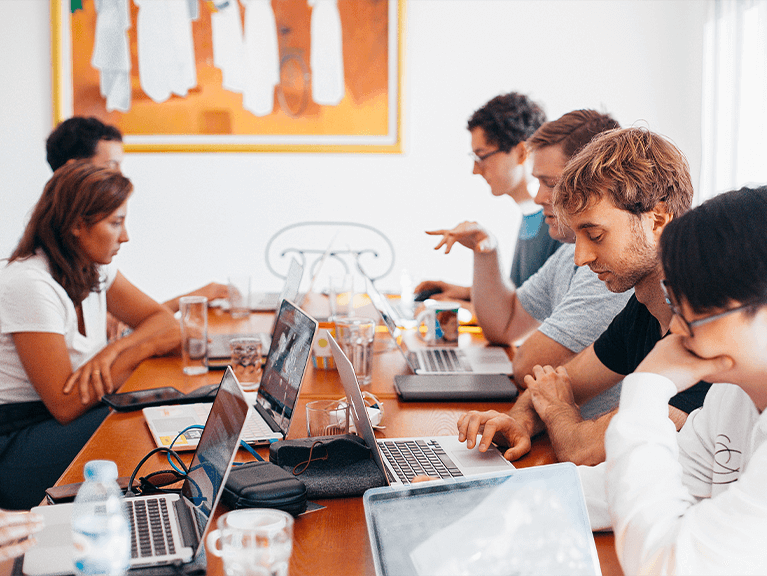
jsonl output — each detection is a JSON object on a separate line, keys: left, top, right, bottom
{"left": 619, "top": 372, "right": 678, "bottom": 416}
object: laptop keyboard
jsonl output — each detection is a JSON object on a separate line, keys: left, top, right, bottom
{"left": 242, "top": 410, "right": 276, "bottom": 441}
{"left": 127, "top": 497, "right": 177, "bottom": 560}
{"left": 378, "top": 439, "right": 464, "bottom": 484}
{"left": 410, "top": 348, "right": 472, "bottom": 373}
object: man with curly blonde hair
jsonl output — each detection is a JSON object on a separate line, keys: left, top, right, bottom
{"left": 458, "top": 127, "right": 711, "bottom": 466}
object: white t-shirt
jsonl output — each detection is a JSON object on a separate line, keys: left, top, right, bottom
{"left": 0, "top": 253, "right": 117, "bottom": 404}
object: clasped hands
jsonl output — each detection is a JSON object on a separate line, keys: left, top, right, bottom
{"left": 64, "top": 322, "right": 181, "bottom": 405}
{"left": 457, "top": 365, "right": 581, "bottom": 461}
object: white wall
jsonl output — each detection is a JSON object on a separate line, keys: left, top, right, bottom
{"left": 0, "top": 0, "right": 706, "bottom": 302}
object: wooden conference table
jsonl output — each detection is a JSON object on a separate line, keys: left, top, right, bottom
{"left": 49, "top": 303, "right": 623, "bottom": 576}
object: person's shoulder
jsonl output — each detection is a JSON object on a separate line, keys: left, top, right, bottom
{"left": 540, "top": 242, "right": 574, "bottom": 269}
{"left": 0, "top": 254, "right": 51, "bottom": 283}
{"left": 0, "top": 254, "right": 61, "bottom": 298}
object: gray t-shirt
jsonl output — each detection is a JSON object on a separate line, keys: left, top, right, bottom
{"left": 516, "top": 243, "right": 632, "bottom": 354}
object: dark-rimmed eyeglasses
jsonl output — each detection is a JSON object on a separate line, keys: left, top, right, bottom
{"left": 661, "top": 280, "right": 758, "bottom": 337}
{"left": 469, "top": 149, "right": 503, "bottom": 164}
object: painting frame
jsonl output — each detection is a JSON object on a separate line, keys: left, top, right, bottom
{"left": 51, "top": 0, "right": 404, "bottom": 154}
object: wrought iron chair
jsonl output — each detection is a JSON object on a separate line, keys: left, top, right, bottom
{"left": 264, "top": 221, "right": 395, "bottom": 285}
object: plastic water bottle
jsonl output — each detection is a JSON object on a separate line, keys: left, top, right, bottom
{"left": 71, "top": 460, "right": 131, "bottom": 576}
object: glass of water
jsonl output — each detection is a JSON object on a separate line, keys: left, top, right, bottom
{"left": 180, "top": 296, "right": 208, "bottom": 375}
{"left": 333, "top": 316, "right": 376, "bottom": 386}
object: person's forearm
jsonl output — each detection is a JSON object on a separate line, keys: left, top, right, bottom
{"left": 162, "top": 296, "right": 181, "bottom": 313}
{"left": 509, "top": 390, "right": 545, "bottom": 438}
{"left": 109, "top": 309, "right": 180, "bottom": 387}
{"left": 472, "top": 249, "right": 518, "bottom": 344}
{"left": 544, "top": 407, "right": 614, "bottom": 466}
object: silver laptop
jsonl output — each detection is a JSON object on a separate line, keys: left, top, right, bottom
{"left": 328, "top": 335, "right": 513, "bottom": 486}
{"left": 249, "top": 257, "right": 305, "bottom": 312}
{"left": 208, "top": 257, "right": 304, "bottom": 363}
{"left": 144, "top": 300, "right": 318, "bottom": 450}
{"left": 363, "top": 463, "right": 600, "bottom": 576}
{"left": 24, "top": 366, "right": 249, "bottom": 575}
{"left": 366, "top": 278, "right": 513, "bottom": 375}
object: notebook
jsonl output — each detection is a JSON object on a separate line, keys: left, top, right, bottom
{"left": 23, "top": 366, "right": 249, "bottom": 575}
{"left": 144, "top": 299, "right": 317, "bottom": 450}
{"left": 207, "top": 257, "right": 304, "bottom": 364}
{"left": 363, "top": 463, "right": 600, "bottom": 576}
{"left": 366, "top": 278, "right": 513, "bottom": 376}
{"left": 329, "top": 335, "right": 513, "bottom": 486}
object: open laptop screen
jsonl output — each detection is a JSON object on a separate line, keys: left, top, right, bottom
{"left": 256, "top": 300, "right": 317, "bottom": 437}
{"left": 180, "top": 367, "right": 249, "bottom": 550}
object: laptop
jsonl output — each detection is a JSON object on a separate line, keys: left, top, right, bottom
{"left": 207, "top": 257, "right": 304, "bottom": 364}
{"left": 328, "top": 335, "right": 513, "bottom": 486}
{"left": 144, "top": 299, "right": 318, "bottom": 450}
{"left": 363, "top": 464, "right": 600, "bottom": 576}
{"left": 392, "top": 373, "right": 517, "bottom": 402}
{"left": 23, "top": 366, "right": 249, "bottom": 575}
{"left": 366, "top": 278, "right": 513, "bottom": 376}
{"left": 249, "top": 257, "right": 305, "bottom": 312}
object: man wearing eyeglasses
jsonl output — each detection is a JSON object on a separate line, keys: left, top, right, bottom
{"left": 415, "top": 92, "right": 557, "bottom": 304}
{"left": 458, "top": 127, "right": 711, "bottom": 466}
{"left": 427, "top": 110, "right": 632, "bottom": 394}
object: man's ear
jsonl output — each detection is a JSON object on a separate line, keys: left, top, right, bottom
{"left": 514, "top": 141, "right": 529, "bottom": 164}
{"left": 651, "top": 201, "right": 674, "bottom": 233}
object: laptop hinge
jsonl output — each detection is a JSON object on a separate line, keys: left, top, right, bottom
{"left": 255, "top": 401, "right": 282, "bottom": 433}
{"left": 174, "top": 497, "right": 199, "bottom": 552}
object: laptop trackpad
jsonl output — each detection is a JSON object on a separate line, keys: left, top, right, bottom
{"left": 439, "top": 436, "right": 514, "bottom": 472}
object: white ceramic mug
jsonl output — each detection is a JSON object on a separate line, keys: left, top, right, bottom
{"left": 416, "top": 301, "right": 460, "bottom": 344}
{"left": 206, "top": 509, "right": 294, "bottom": 576}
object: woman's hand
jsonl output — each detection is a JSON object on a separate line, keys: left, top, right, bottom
{"left": 62, "top": 345, "right": 121, "bottom": 404}
{"left": 0, "top": 509, "right": 43, "bottom": 562}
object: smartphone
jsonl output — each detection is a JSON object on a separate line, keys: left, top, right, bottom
{"left": 101, "top": 384, "right": 217, "bottom": 411}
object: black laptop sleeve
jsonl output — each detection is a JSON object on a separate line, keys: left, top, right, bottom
{"left": 221, "top": 461, "right": 308, "bottom": 517}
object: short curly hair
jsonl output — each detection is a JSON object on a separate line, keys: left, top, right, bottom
{"left": 554, "top": 127, "right": 693, "bottom": 220}
{"left": 467, "top": 92, "right": 546, "bottom": 152}
{"left": 46, "top": 117, "right": 123, "bottom": 172}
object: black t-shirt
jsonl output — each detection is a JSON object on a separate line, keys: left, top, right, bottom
{"left": 593, "top": 294, "right": 711, "bottom": 414}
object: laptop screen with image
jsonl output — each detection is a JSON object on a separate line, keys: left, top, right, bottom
{"left": 255, "top": 299, "right": 317, "bottom": 437}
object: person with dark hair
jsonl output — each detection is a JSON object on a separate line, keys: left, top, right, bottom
{"left": 45, "top": 117, "right": 228, "bottom": 321}
{"left": 415, "top": 92, "right": 554, "bottom": 304}
{"left": 46, "top": 116, "right": 124, "bottom": 172}
{"left": 584, "top": 185, "right": 767, "bottom": 574}
{"left": 427, "top": 110, "right": 630, "bottom": 388}
{"left": 458, "top": 127, "right": 710, "bottom": 466}
{"left": 0, "top": 161, "right": 180, "bottom": 510}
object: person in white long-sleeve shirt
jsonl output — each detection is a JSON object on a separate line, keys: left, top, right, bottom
{"left": 584, "top": 185, "right": 767, "bottom": 575}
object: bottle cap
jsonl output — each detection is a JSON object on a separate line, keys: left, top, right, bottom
{"left": 83, "top": 460, "right": 119, "bottom": 482}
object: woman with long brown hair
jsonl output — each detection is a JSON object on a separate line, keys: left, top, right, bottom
{"left": 0, "top": 161, "right": 179, "bottom": 509}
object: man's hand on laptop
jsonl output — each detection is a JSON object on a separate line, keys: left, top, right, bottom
{"left": 425, "top": 221, "right": 497, "bottom": 254}
{"left": 457, "top": 409, "right": 532, "bottom": 461}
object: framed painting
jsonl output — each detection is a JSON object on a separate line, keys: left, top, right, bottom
{"left": 51, "top": 0, "right": 404, "bottom": 153}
